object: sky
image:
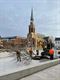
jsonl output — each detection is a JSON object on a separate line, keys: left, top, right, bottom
{"left": 0, "top": 0, "right": 60, "bottom": 37}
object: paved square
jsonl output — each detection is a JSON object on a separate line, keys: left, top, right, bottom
{"left": 20, "top": 64, "right": 60, "bottom": 80}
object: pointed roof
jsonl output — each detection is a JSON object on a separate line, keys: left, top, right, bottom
{"left": 30, "top": 8, "right": 34, "bottom": 21}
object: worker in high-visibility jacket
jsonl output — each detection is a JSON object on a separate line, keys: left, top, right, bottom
{"left": 49, "top": 49, "right": 54, "bottom": 60}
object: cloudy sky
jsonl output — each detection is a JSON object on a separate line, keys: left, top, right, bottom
{"left": 0, "top": 0, "right": 60, "bottom": 37}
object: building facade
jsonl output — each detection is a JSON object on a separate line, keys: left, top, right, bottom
{"left": 2, "top": 36, "right": 27, "bottom": 49}
{"left": 0, "top": 37, "right": 3, "bottom": 48}
{"left": 55, "top": 38, "right": 60, "bottom": 49}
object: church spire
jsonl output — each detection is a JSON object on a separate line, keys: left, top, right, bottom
{"left": 30, "top": 8, "right": 34, "bottom": 21}
{"left": 28, "top": 8, "right": 35, "bottom": 34}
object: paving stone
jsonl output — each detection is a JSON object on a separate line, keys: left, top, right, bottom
{"left": 20, "top": 64, "right": 60, "bottom": 80}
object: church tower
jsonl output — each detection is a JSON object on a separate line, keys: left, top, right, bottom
{"left": 27, "top": 9, "right": 44, "bottom": 49}
{"left": 29, "top": 9, "right": 35, "bottom": 34}
{"left": 27, "top": 9, "right": 36, "bottom": 48}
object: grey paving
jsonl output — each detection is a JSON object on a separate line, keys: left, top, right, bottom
{"left": 20, "top": 64, "right": 60, "bottom": 80}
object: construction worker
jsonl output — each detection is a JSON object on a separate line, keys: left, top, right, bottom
{"left": 29, "top": 48, "right": 35, "bottom": 58}
{"left": 16, "top": 50, "right": 21, "bottom": 62}
{"left": 49, "top": 49, "right": 54, "bottom": 60}
{"left": 29, "top": 48, "right": 33, "bottom": 58}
